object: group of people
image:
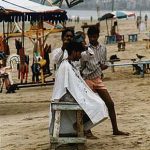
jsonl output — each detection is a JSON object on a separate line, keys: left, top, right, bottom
{"left": 51, "top": 27, "right": 129, "bottom": 139}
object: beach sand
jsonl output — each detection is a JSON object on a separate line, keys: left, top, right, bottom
{"left": 0, "top": 19, "right": 150, "bottom": 150}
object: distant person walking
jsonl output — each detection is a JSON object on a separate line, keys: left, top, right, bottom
{"left": 136, "top": 16, "right": 141, "bottom": 31}
{"left": 145, "top": 14, "right": 148, "bottom": 29}
{"left": 90, "top": 16, "right": 93, "bottom": 22}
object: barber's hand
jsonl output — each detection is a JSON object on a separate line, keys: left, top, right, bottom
{"left": 100, "top": 64, "right": 108, "bottom": 70}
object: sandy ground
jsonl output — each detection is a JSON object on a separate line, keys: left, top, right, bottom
{"left": 1, "top": 18, "right": 150, "bottom": 150}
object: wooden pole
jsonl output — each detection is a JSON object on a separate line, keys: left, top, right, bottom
{"left": 111, "top": 0, "right": 115, "bottom": 28}
{"left": 2, "top": 21, "right": 5, "bottom": 39}
{"left": 106, "top": 19, "right": 109, "bottom": 36}
{"left": 112, "top": 0, "right": 114, "bottom": 12}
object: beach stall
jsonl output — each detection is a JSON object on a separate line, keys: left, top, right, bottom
{"left": 0, "top": 0, "right": 68, "bottom": 86}
{"left": 100, "top": 11, "right": 136, "bottom": 44}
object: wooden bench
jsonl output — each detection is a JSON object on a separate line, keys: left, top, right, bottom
{"left": 50, "top": 102, "right": 86, "bottom": 150}
{"left": 128, "top": 34, "right": 138, "bottom": 42}
{"left": 108, "top": 60, "right": 150, "bottom": 77}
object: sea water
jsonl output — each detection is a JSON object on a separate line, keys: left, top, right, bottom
{"left": 66, "top": 9, "right": 150, "bottom": 20}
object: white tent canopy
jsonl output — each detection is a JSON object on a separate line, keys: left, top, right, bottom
{"left": 0, "top": 0, "right": 68, "bottom": 22}
{"left": 0, "top": 0, "right": 63, "bottom": 12}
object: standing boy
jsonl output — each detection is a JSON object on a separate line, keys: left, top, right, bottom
{"left": 81, "top": 26, "right": 129, "bottom": 136}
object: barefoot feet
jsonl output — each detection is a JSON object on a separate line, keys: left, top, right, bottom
{"left": 113, "top": 130, "right": 130, "bottom": 136}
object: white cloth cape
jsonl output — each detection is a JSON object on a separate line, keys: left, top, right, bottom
{"left": 50, "top": 51, "right": 108, "bottom": 133}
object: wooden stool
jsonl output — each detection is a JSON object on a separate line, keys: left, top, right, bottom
{"left": 105, "top": 35, "right": 116, "bottom": 44}
{"left": 118, "top": 41, "right": 125, "bottom": 51}
{"left": 128, "top": 34, "right": 138, "bottom": 42}
{"left": 50, "top": 102, "right": 86, "bottom": 150}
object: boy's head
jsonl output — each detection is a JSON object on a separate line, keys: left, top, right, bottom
{"left": 66, "top": 41, "right": 85, "bottom": 61}
{"left": 74, "top": 31, "right": 86, "bottom": 43}
{"left": 87, "top": 26, "right": 100, "bottom": 46}
{"left": 74, "top": 31, "right": 86, "bottom": 48}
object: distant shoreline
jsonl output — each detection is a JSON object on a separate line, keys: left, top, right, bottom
{"left": 63, "top": 7, "right": 150, "bottom": 12}
{"left": 66, "top": 9, "right": 150, "bottom": 20}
